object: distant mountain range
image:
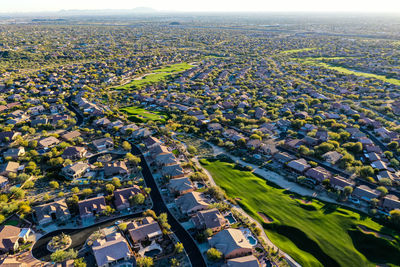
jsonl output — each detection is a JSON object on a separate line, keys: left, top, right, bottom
{"left": 0, "top": 7, "right": 158, "bottom": 16}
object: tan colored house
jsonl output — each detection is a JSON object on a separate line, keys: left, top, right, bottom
{"left": 3, "top": 147, "right": 25, "bottom": 159}
{"left": 39, "top": 136, "right": 60, "bottom": 148}
{"left": 61, "top": 162, "right": 89, "bottom": 180}
{"left": 34, "top": 199, "right": 71, "bottom": 225}
{"left": 208, "top": 229, "right": 253, "bottom": 259}
{"left": 127, "top": 217, "right": 162, "bottom": 243}
{"left": 226, "top": 255, "right": 261, "bottom": 267}
{"left": 104, "top": 161, "right": 130, "bottom": 178}
{"left": 0, "top": 161, "right": 19, "bottom": 176}
{"left": 114, "top": 186, "right": 142, "bottom": 210}
{"left": 176, "top": 192, "right": 209, "bottom": 215}
{"left": 78, "top": 196, "right": 106, "bottom": 219}
{"left": 0, "top": 226, "right": 31, "bottom": 254}
{"left": 92, "top": 232, "right": 131, "bottom": 267}
{"left": 192, "top": 208, "right": 227, "bottom": 232}
{"left": 92, "top": 137, "right": 114, "bottom": 152}
{"left": 61, "top": 130, "right": 81, "bottom": 141}
{"left": 62, "top": 146, "right": 87, "bottom": 160}
{"left": 168, "top": 177, "right": 195, "bottom": 195}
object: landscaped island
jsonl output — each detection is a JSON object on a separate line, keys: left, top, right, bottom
{"left": 200, "top": 158, "right": 400, "bottom": 267}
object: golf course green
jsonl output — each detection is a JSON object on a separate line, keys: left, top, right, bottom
{"left": 200, "top": 158, "right": 400, "bottom": 267}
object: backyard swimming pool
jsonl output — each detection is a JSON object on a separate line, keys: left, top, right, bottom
{"left": 224, "top": 213, "right": 236, "bottom": 224}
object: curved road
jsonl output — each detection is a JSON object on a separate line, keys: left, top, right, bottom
{"left": 32, "top": 144, "right": 206, "bottom": 267}
{"left": 131, "top": 145, "right": 207, "bottom": 267}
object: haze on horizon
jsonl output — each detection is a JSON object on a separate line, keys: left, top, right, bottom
{"left": 1, "top": 0, "right": 400, "bottom": 13}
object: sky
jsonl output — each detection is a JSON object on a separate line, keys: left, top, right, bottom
{"left": 1, "top": 0, "right": 400, "bottom": 13}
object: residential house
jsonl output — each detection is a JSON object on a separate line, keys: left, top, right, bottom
{"left": 127, "top": 217, "right": 162, "bottom": 243}
{"left": 143, "top": 136, "right": 161, "bottom": 150}
{"left": 207, "top": 123, "right": 223, "bottom": 131}
{"left": 161, "top": 164, "right": 185, "bottom": 179}
{"left": 92, "top": 231, "right": 131, "bottom": 267}
{"left": 273, "top": 152, "right": 296, "bottom": 164}
{"left": 176, "top": 192, "right": 209, "bottom": 215}
{"left": 114, "top": 186, "right": 142, "bottom": 210}
{"left": 226, "top": 255, "right": 261, "bottom": 267}
{"left": 62, "top": 146, "right": 87, "bottom": 160}
{"left": 329, "top": 176, "right": 355, "bottom": 191}
{"left": 93, "top": 117, "right": 111, "bottom": 128}
{"left": 382, "top": 195, "right": 400, "bottom": 211}
{"left": 61, "top": 162, "right": 89, "bottom": 180}
{"left": 3, "top": 147, "right": 25, "bottom": 159}
{"left": 154, "top": 152, "right": 176, "bottom": 167}
{"left": 371, "top": 160, "right": 388, "bottom": 171}
{"left": 305, "top": 167, "right": 332, "bottom": 183}
{"left": 168, "top": 177, "right": 195, "bottom": 195}
{"left": 192, "top": 208, "right": 227, "bottom": 232}
{"left": 287, "top": 159, "right": 311, "bottom": 174}
{"left": 104, "top": 161, "right": 130, "bottom": 178}
{"left": 92, "top": 138, "right": 114, "bottom": 152}
{"left": 34, "top": 199, "right": 71, "bottom": 225}
{"left": 61, "top": 131, "right": 81, "bottom": 141}
{"left": 0, "top": 162, "right": 19, "bottom": 176}
{"left": 131, "top": 128, "right": 151, "bottom": 139}
{"left": 353, "top": 185, "right": 380, "bottom": 202}
{"left": 0, "top": 226, "right": 31, "bottom": 254}
{"left": 322, "top": 151, "right": 343, "bottom": 165}
{"left": 208, "top": 229, "right": 253, "bottom": 259}
{"left": 0, "top": 132, "right": 20, "bottom": 143}
{"left": 78, "top": 196, "right": 106, "bottom": 219}
{"left": 39, "top": 136, "right": 60, "bottom": 148}
{"left": 0, "top": 176, "right": 8, "bottom": 189}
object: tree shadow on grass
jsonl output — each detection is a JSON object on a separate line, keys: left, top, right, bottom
{"left": 321, "top": 203, "right": 339, "bottom": 215}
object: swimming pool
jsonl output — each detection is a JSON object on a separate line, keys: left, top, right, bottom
{"left": 144, "top": 248, "right": 161, "bottom": 257}
{"left": 225, "top": 213, "right": 236, "bottom": 224}
{"left": 247, "top": 235, "right": 257, "bottom": 246}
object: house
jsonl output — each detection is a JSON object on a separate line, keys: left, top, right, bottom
{"left": 305, "top": 167, "right": 332, "bottom": 183}
{"left": 92, "top": 231, "right": 131, "bottom": 267}
{"left": 382, "top": 195, "right": 400, "bottom": 211}
{"left": 150, "top": 145, "right": 170, "bottom": 158}
{"left": 353, "top": 185, "right": 380, "bottom": 201}
{"left": 208, "top": 229, "right": 253, "bottom": 259}
{"left": 104, "top": 161, "right": 130, "bottom": 178}
{"left": 62, "top": 146, "right": 87, "bottom": 160}
{"left": 176, "top": 192, "right": 209, "bottom": 215}
{"left": 161, "top": 164, "right": 185, "bottom": 179}
{"left": 0, "top": 175, "right": 8, "bottom": 189}
{"left": 207, "top": 123, "right": 223, "bottom": 131}
{"left": 114, "top": 186, "right": 142, "bottom": 210}
{"left": 192, "top": 208, "right": 227, "bottom": 232}
{"left": 273, "top": 152, "right": 296, "bottom": 164}
{"left": 131, "top": 128, "right": 151, "bottom": 139}
{"left": 3, "top": 147, "right": 25, "bottom": 159}
{"left": 107, "top": 120, "right": 124, "bottom": 130}
{"left": 322, "top": 151, "right": 342, "bottom": 165}
{"left": 0, "top": 226, "right": 31, "bottom": 254}
{"left": 329, "top": 176, "right": 355, "bottom": 191}
{"left": 61, "top": 162, "right": 89, "bottom": 180}
{"left": 120, "top": 124, "right": 138, "bottom": 134}
{"left": 143, "top": 136, "right": 161, "bottom": 150}
{"left": 78, "top": 196, "right": 106, "bottom": 219}
{"left": 284, "top": 139, "right": 304, "bottom": 150}
{"left": 61, "top": 131, "right": 81, "bottom": 141}
{"left": 39, "top": 136, "right": 60, "bottom": 148}
{"left": 287, "top": 159, "right": 311, "bottom": 174}
{"left": 127, "top": 217, "right": 162, "bottom": 243}
{"left": 93, "top": 117, "right": 111, "bottom": 127}
{"left": 0, "top": 132, "right": 20, "bottom": 143}
{"left": 168, "top": 177, "right": 195, "bottom": 195}
{"left": 226, "top": 255, "right": 261, "bottom": 267}
{"left": 371, "top": 160, "right": 388, "bottom": 171}
{"left": 0, "top": 161, "right": 19, "bottom": 176}
{"left": 34, "top": 199, "right": 71, "bottom": 225}
{"left": 92, "top": 138, "right": 114, "bottom": 152}
{"left": 155, "top": 152, "right": 176, "bottom": 167}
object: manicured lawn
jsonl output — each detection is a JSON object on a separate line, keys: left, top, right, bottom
{"left": 294, "top": 57, "right": 400, "bottom": 86}
{"left": 115, "top": 62, "right": 194, "bottom": 90}
{"left": 120, "top": 106, "right": 167, "bottom": 123}
{"left": 200, "top": 158, "right": 400, "bottom": 267}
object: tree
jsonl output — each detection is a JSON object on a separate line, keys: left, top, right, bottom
{"left": 143, "top": 209, "right": 156, "bottom": 219}
{"left": 205, "top": 186, "right": 225, "bottom": 201}
{"left": 118, "top": 223, "right": 127, "bottom": 231}
{"left": 106, "top": 184, "right": 115, "bottom": 193}
{"left": 49, "top": 181, "right": 60, "bottom": 189}
{"left": 170, "top": 258, "right": 180, "bottom": 267}
{"left": 50, "top": 249, "right": 77, "bottom": 263}
{"left": 82, "top": 188, "right": 93, "bottom": 196}
{"left": 131, "top": 193, "right": 145, "bottom": 205}
{"left": 376, "top": 186, "right": 388, "bottom": 196}
{"left": 174, "top": 242, "right": 184, "bottom": 254}
{"left": 187, "top": 145, "right": 197, "bottom": 154}
{"left": 136, "top": 256, "right": 153, "bottom": 267}
{"left": 388, "top": 141, "right": 399, "bottom": 150}
{"left": 390, "top": 209, "right": 400, "bottom": 226}
{"left": 343, "top": 186, "right": 353, "bottom": 196}
{"left": 112, "top": 177, "right": 121, "bottom": 188}
{"left": 71, "top": 187, "right": 80, "bottom": 194}
{"left": 126, "top": 153, "right": 141, "bottom": 165}
{"left": 206, "top": 248, "right": 222, "bottom": 261}
{"left": 122, "top": 141, "right": 131, "bottom": 151}
{"left": 74, "top": 258, "right": 86, "bottom": 267}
